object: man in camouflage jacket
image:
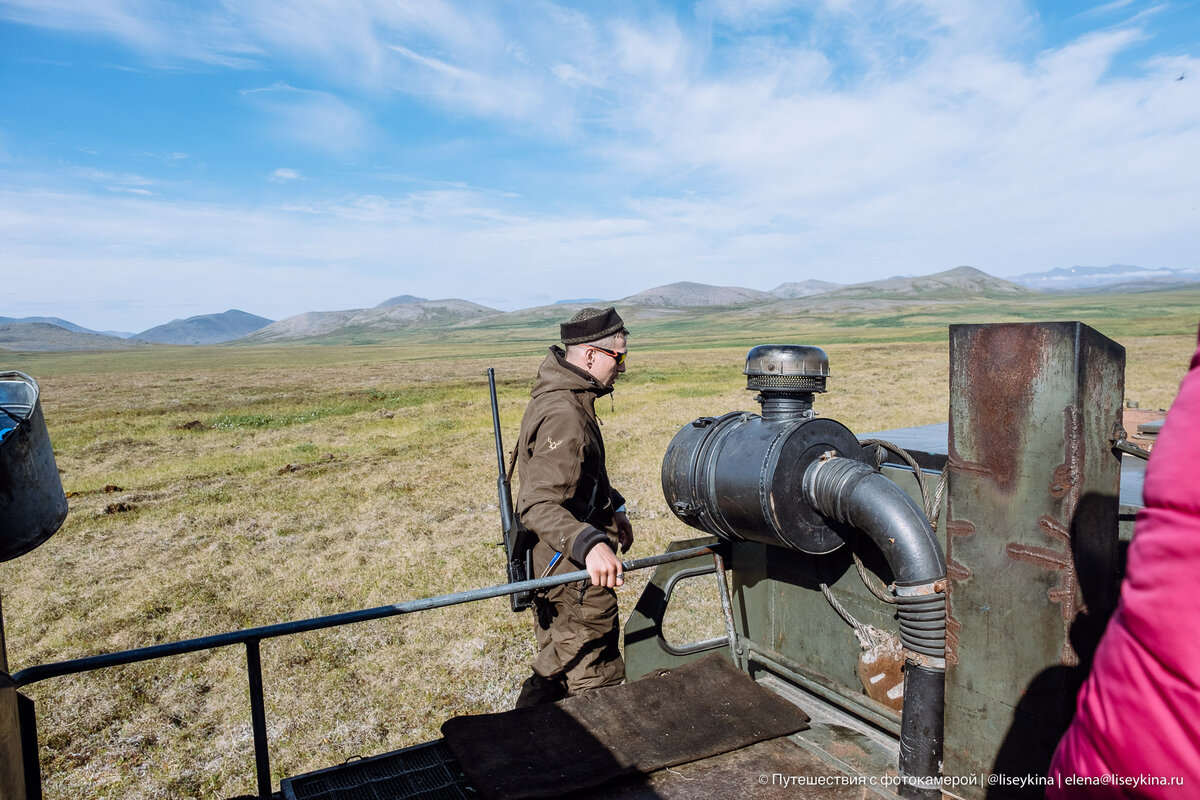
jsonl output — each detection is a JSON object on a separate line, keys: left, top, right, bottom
{"left": 513, "top": 306, "right": 634, "bottom": 707}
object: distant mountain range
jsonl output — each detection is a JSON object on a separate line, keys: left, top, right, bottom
{"left": 770, "top": 280, "right": 843, "bottom": 299}
{"left": 0, "top": 315, "right": 134, "bottom": 339}
{"left": 0, "top": 323, "right": 150, "bottom": 352}
{"left": 0, "top": 310, "right": 269, "bottom": 346}
{"left": 2, "top": 263, "right": 1196, "bottom": 352}
{"left": 133, "top": 310, "right": 274, "bottom": 345}
{"left": 1009, "top": 264, "right": 1200, "bottom": 293}
{"left": 622, "top": 281, "right": 776, "bottom": 307}
{"left": 618, "top": 278, "right": 845, "bottom": 307}
{"left": 239, "top": 299, "right": 494, "bottom": 343}
{"left": 820, "top": 265, "right": 1034, "bottom": 300}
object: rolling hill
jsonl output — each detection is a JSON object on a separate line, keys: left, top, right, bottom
{"left": 620, "top": 281, "right": 776, "bottom": 307}
{"left": 769, "top": 280, "right": 843, "bottom": 299}
{"left": 239, "top": 299, "right": 498, "bottom": 343}
{"left": 0, "top": 323, "right": 150, "bottom": 352}
{"left": 375, "top": 295, "right": 429, "bottom": 307}
{"left": 133, "top": 310, "right": 273, "bottom": 345}
{"left": 0, "top": 316, "right": 133, "bottom": 338}
{"left": 818, "top": 266, "right": 1033, "bottom": 300}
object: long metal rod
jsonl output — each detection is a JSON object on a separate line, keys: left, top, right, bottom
{"left": 712, "top": 551, "right": 742, "bottom": 667}
{"left": 12, "top": 544, "right": 722, "bottom": 688}
{"left": 246, "top": 640, "right": 271, "bottom": 798}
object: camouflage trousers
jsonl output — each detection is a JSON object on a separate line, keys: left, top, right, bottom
{"left": 528, "top": 539, "right": 625, "bottom": 695}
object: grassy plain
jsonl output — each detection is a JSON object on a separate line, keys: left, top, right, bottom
{"left": 1, "top": 292, "right": 1197, "bottom": 798}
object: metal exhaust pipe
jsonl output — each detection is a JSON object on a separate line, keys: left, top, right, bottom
{"left": 804, "top": 455, "right": 946, "bottom": 800}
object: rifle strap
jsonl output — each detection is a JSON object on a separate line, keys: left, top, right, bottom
{"left": 505, "top": 443, "right": 519, "bottom": 488}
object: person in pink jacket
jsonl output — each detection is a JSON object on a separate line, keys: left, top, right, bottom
{"left": 1047, "top": 332, "right": 1200, "bottom": 797}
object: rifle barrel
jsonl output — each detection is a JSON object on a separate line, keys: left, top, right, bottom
{"left": 487, "top": 368, "right": 507, "bottom": 479}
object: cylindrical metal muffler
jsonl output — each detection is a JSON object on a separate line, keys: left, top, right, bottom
{"left": 661, "top": 346, "right": 870, "bottom": 554}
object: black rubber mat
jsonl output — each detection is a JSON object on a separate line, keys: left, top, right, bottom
{"left": 441, "top": 652, "right": 810, "bottom": 800}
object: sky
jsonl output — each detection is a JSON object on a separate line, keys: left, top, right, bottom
{"left": 1, "top": 0, "right": 1198, "bottom": 333}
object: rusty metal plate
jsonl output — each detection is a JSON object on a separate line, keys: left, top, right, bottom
{"left": 944, "top": 322, "right": 1124, "bottom": 797}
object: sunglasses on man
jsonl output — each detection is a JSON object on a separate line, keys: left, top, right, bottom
{"left": 584, "top": 344, "right": 627, "bottom": 365}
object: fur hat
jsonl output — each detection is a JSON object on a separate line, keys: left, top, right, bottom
{"left": 560, "top": 307, "right": 627, "bottom": 345}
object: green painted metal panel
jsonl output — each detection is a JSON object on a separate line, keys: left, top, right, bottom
{"left": 943, "top": 322, "right": 1124, "bottom": 797}
{"left": 730, "top": 541, "right": 910, "bottom": 730}
{"left": 623, "top": 537, "right": 732, "bottom": 681}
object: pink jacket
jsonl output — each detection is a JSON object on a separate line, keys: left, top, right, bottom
{"left": 1047, "top": 335, "right": 1200, "bottom": 797}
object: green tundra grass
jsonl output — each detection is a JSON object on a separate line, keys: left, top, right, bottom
{"left": 1, "top": 291, "right": 1196, "bottom": 798}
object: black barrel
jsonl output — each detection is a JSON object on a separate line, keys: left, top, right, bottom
{"left": 661, "top": 411, "right": 867, "bottom": 554}
{"left": 1, "top": 372, "right": 68, "bottom": 562}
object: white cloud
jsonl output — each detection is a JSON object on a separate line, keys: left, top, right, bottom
{"left": 551, "top": 62, "right": 597, "bottom": 87}
{"left": 0, "top": 1, "right": 603, "bottom": 136}
{"left": 3, "top": 1, "right": 1199, "bottom": 329}
{"left": 580, "top": 2, "right": 1200, "bottom": 262}
{"left": 142, "top": 151, "right": 189, "bottom": 165}
{"left": 269, "top": 167, "right": 303, "bottom": 182}
{"left": 241, "top": 84, "right": 374, "bottom": 154}
{"left": 699, "top": 0, "right": 802, "bottom": 30}
{"left": 610, "top": 17, "right": 690, "bottom": 84}
{"left": 70, "top": 166, "right": 153, "bottom": 184}
{"left": 68, "top": 165, "right": 157, "bottom": 195}
{"left": 386, "top": 42, "right": 543, "bottom": 121}
{"left": 1076, "top": 0, "right": 1147, "bottom": 22}
{"left": 0, "top": 0, "right": 261, "bottom": 68}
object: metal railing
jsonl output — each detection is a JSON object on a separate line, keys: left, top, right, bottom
{"left": 11, "top": 543, "right": 723, "bottom": 798}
